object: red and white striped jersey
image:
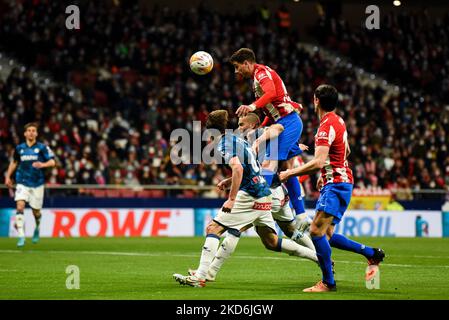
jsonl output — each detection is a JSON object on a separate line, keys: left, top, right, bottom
{"left": 315, "top": 112, "right": 354, "bottom": 186}
{"left": 252, "top": 64, "right": 302, "bottom": 122}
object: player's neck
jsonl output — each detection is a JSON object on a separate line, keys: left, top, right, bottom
{"left": 319, "top": 110, "right": 332, "bottom": 121}
{"left": 26, "top": 139, "right": 36, "bottom": 147}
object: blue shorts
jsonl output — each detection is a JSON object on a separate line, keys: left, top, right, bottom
{"left": 265, "top": 112, "right": 303, "bottom": 161}
{"left": 315, "top": 183, "right": 353, "bottom": 225}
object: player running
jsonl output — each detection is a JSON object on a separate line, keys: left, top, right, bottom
{"left": 4, "top": 122, "right": 56, "bottom": 247}
{"left": 173, "top": 110, "right": 317, "bottom": 288}
{"left": 280, "top": 85, "right": 385, "bottom": 292}
{"left": 230, "top": 48, "right": 305, "bottom": 226}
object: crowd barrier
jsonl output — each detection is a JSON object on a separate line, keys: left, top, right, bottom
{"left": 0, "top": 205, "right": 447, "bottom": 238}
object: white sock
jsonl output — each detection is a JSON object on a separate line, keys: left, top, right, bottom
{"left": 281, "top": 238, "right": 318, "bottom": 263}
{"left": 209, "top": 233, "right": 240, "bottom": 277}
{"left": 195, "top": 235, "right": 220, "bottom": 280}
{"left": 291, "top": 230, "right": 316, "bottom": 252}
{"left": 16, "top": 213, "right": 25, "bottom": 238}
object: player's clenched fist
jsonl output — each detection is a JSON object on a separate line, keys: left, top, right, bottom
{"left": 278, "top": 169, "right": 292, "bottom": 182}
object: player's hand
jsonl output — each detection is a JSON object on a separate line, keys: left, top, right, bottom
{"left": 217, "top": 180, "right": 228, "bottom": 191}
{"left": 299, "top": 144, "right": 309, "bottom": 152}
{"left": 236, "top": 104, "right": 255, "bottom": 117}
{"left": 316, "top": 177, "right": 324, "bottom": 190}
{"left": 279, "top": 169, "right": 291, "bottom": 182}
{"left": 32, "top": 162, "right": 44, "bottom": 169}
{"left": 4, "top": 177, "right": 14, "bottom": 188}
{"left": 222, "top": 199, "right": 235, "bottom": 213}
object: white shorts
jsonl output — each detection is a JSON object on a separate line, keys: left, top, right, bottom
{"left": 14, "top": 184, "right": 44, "bottom": 210}
{"left": 214, "top": 191, "right": 276, "bottom": 232}
{"left": 271, "top": 185, "right": 295, "bottom": 222}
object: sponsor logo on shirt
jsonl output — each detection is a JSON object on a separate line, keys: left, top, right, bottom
{"left": 21, "top": 155, "right": 38, "bottom": 161}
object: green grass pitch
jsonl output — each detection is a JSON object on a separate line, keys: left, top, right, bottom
{"left": 0, "top": 237, "right": 448, "bottom": 300}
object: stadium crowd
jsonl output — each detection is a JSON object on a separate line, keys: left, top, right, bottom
{"left": 315, "top": 9, "right": 449, "bottom": 104}
{"left": 0, "top": 1, "right": 448, "bottom": 199}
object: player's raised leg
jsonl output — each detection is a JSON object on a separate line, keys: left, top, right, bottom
{"left": 326, "top": 227, "right": 385, "bottom": 280}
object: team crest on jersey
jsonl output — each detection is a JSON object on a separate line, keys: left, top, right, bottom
{"left": 256, "top": 73, "right": 268, "bottom": 81}
{"left": 20, "top": 149, "right": 24, "bottom": 154}
{"left": 34, "top": 148, "right": 40, "bottom": 153}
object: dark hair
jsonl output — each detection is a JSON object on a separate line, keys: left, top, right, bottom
{"left": 314, "top": 84, "right": 338, "bottom": 111}
{"left": 229, "top": 48, "right": 256, "bottom": 64}
{"left": 206, "top": 110, "right": 229, "bottom": 133}
{"left": 24, "top": 122, "right": 39, "bottom": 132}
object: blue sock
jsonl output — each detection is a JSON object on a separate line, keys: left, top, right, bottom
{"left": 312, "top": 235, "right": 335, "bottom": 286}
{"left": 276, "top": 238, "right": 282, "bottom": 252}
{"left": 285, "top": 177, "right": 304, "bottom": 214}
{"left": 329, "top": 234, "right": 375, "bottom": 258}
{"left": 261, "top": 169, "right": 275, "bottom": 187}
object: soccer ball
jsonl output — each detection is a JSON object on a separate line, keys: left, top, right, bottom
{"left": 189, "top": 51, "right": 214, "bottom": 75}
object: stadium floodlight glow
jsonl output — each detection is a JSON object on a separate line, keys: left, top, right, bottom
{"left": 393, "top": 0, "right": 401, "bottom": 6}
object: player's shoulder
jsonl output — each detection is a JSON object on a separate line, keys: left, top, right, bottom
{"left": 254, "top": 64, "right": 272, "bottom": 81}
{"left": 36, "top": 141, "right": 48, "bottom": 149}
{"left": 218, "top": 133, "right": 234, "bottom": 148}
{"left": 331, "top": 113, "right": 346, "bottom": 128}
{"left": 322, "top": 112, "right": 345, "bottom": 126}
{"left": 16, "top": 142, "right": 26, "bottom": 150}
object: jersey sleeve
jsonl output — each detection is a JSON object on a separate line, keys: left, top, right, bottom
{"left": 13, "top": 147, "right": 21, "bottom": 163}
{"left": 253, "top": 69, "right": 276, "bottom": 108}
{"left": 315, "top": 122, "right": 335, "bottom": 147}
{"left": 41, "top": 145, "right": 55, "bottom": 162}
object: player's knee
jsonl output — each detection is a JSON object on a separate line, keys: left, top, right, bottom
{"left": 309, "top": 223, "right": 324, "bottom": 237}
{"left": 262, "top": 236, "right": 278, "bottom": 251}
{"left": 205, "top": 222, "right": 221, "bottom": 235}
{"left": 16, "top": 202, "right": 25, "bottom": 212}
{"left": 279, "top": 223, "right": 295, "bottom": 238}
{"left": 32, "top": 209, "right": 41, "bottom": 218}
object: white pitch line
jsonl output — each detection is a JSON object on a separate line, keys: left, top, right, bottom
{"left": 1, "top": 249, "right": 448, "bottom": 269}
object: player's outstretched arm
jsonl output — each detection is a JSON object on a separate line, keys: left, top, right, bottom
{"left": 279, "top": 146, "right": 330, "bottom": 181}
{"left": 222, "top": 156, "right": 243, "bottom": 212}
{"left": 4, "top": 160, "right": 18, "bottom": 188}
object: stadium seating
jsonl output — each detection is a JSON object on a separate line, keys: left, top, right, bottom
{"left": 0, "top": 2, "right": 447, "bottom": 199}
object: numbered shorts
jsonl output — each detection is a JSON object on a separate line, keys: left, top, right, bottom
{"left": 265, "top": 111, "right": 303, "bottom": 161}
{"left": 14, "top": 184, "right": 44, "bottom": 210}
{"left": 315, "top": 183, "right": 353, "bottom": 225}
{"left": 271, "top": 185, "right": 295, "bottom": 223}
{"left": 213, "top": 191, "right": 276, "bottom": 232}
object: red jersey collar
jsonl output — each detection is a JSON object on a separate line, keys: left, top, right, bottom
{"left": 252, "top": 63, "right": 262, "bottom": 77}
{"left": 320, "top": 111, "right": 335, "bottom": 124}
